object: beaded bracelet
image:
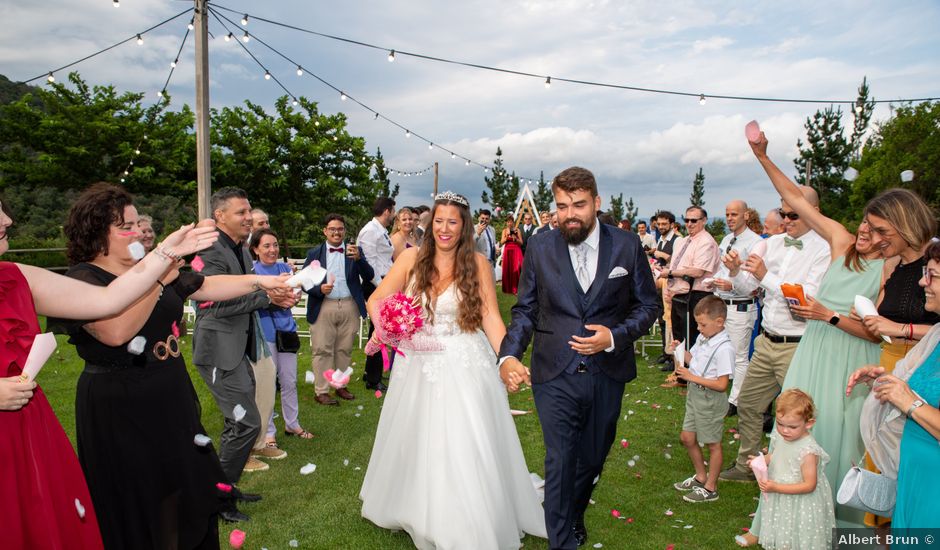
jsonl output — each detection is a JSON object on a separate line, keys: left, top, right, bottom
{"left": 154, "top": 245, "right": 182, "bottom": 262}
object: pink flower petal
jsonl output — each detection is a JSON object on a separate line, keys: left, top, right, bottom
{"left": 229, "top": 529, "right": 246, "bottom": 549}
{"left": 611, "top": 509, "right": 621, "bottom": 518}
{"left": 198, "top": 301, "right": 214, "bottom": 309}
{"left": 620, "top": 439, "right": 629, "bottom": 448}
{"left": 171, "top": 321, "right": 180, "bottom": 338}
{"left": 627, "top": 517, "right": 634, "bottom": 523}
{"left": 191, "top": 255, "right": 205, "bottom": 272}
{"left": 375, "top": 390, "right": 383, "bottom": 398}
{"left": 216, "top": 482, "right": 232, "bottom": 493}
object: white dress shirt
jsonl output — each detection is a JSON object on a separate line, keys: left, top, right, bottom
{"left": 568, "top": 219, "right": 600, "bottom": 293}
{"left": 325, "top": 241, "right": 351, "bottom": 299}
{"left": 731, "top": 230, "right": 831, "bottom": 337}
{"left": 357, "top": 218, "right": 394, "bottom": 286}
{"left": 688, "top": 330, "right": 735, "bottom": 379}
{"left": 713, "top": 228, "right": 763, "bottom": 301}
{"left": 474, "top": 225, "right": 497, "bottom": 263}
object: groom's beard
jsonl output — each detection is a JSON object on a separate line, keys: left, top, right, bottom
{"left": 559, "top": 216, "right": 594, "bottom": 245}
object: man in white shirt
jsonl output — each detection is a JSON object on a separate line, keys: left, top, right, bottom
{"left": 710, "top": 200, "right": 762, "bottom": 414}
{"left": 719, "top": 187, "right": 831, "bottom": 482}
{"left": 520, "top": 212, "right": 537, "bottom": 254}
{"left": 474, "top": 209, "right": 498, "bottom": 266}
{"left": 357, "top": 197, "right": 396, "bottom": 391}
{"left": 635, "top": 221, "right": 657, "bottom": 253}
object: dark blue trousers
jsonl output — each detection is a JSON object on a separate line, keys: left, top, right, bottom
{"left": 533, "top": 369, "right": 625, "bottom": 550}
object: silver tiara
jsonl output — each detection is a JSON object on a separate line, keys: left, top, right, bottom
{"left": 435, "top": 191, "right": 469, "bottom": 208}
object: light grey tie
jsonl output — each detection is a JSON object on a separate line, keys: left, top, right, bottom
{"left": 575, "top": 243, "right": 590, "bottom": 292}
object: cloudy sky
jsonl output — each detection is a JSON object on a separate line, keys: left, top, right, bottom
{"left": 3, "top": 0, "right": 938, "bottom": 220}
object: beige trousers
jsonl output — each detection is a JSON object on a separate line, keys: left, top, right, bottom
{"left": 310, "top": 298, "right": 361, "bottom": 395}
{"left": 250, "top": 352, "right": 277, "bottom": 449}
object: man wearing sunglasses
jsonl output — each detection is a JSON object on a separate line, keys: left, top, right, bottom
{"left": 718, "top": 187, "right": 831, "bottom": 482}
{"left": 710, "top": 200, "right": 762, "bottom": 415}
{"left": 659, "top": 206, "right": 720, "bottom": 387}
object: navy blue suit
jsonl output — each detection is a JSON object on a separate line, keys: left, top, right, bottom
{"left": 302, "top": 243, "right": 374, "bottom": 323}
{"left": 499, "top": 222, "right": 658, "bottom": 549}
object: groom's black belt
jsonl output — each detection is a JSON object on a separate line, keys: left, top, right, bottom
{"left": 760, "top": 330, "right": 802, "bottom": 344}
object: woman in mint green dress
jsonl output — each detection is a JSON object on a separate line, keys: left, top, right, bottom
{"left": 742, "top": 133, "right": 887, "bottom": 533}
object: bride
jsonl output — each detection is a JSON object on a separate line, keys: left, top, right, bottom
{"left": 360, "top": 192, "right": 547, "bottom": 549}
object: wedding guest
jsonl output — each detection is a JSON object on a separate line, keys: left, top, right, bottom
{"left": 193, "top": 188, "right": 296, "bottom": 479}
{"left": 137, "top": 214, "right": 156, "bottom": 252}
{"left": 55, "top": 184, "right": 291, "bottom": 542}
{"left": 847, "top": 239, "right": 940, "bottom": 532}
{"left": 250, "top": 208, "right": 269, "bottom": 232}
{"left": 745, "top": 208, "right": 763, "bottom": 236}
{"left": 763, "top": 208, "right": 785, "bottom": 236}
{"left": 550, "top": 211, "right": 559, "bottom": 230}
{"left": 653, "top": 211, "right": 680, "bottom": 366}
{"left": 250, "top": 229, "right": 312, "bottom": 441}
{"left": 710, "top": 200, "right": 762, "bottom": 414}
{"left": 358, "top": 197, "right": 396, "bottom": 392}
{"left": 720, "top": 186, "right": 831, "bottom": 482}
{"left": 390, "top": 207, "right": 419, "bottom": 260}
{"left": 500, "top": 213, "right": 524, "bottom": 294}
{"left": 745, "top": 131, "right": 887, "bottom": 527}
{"left": 413, "top": 204, "right": 431, "bottom": 245}
{"left": 534, "top": 210, "right": 552, "bottom": 235}
{"left": 520, "top": 211, "right": 537, "bottom": 254}
{"left": 304, "top": 214, "right": 374, "bottom": 405}
{"left": 1, "top": 194, "right": 217, "bottom": 549}
{"left": 658, "top": 206, "right": 720, "bottom": 387}
{"left": 671, "top": 296, "right": 734, "bottom": 503}
{"left": 474, "top": 209, "right": 498, "bottom": 266}
{"left": 636, "top": 220, "right": 656, "bottom": 254}
{"left": 618, "top": 219, "right": 632, "bottom": 232}
{"left": 735, "top": 390, "right": 835, "bottom": 548}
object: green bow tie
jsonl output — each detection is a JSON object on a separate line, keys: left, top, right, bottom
{"left": 784, "top": 237, "right": 803, "bottom": 250}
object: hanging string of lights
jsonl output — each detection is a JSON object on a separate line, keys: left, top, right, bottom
{"left": 210, "top": 3, "right": 939, "bottom": 107}
{"left": 381, "top": 163, "right": 435, "bottom": 178}
{"left": 21, "top": 8, "right": 193, "bottom": 85}
{"left": 208, "top": 6, "right": 542, "bottom": 183}
{"left": 116, "top": 24, "right": 192, "bottom": 183}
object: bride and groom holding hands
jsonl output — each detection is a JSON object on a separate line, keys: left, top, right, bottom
{"left": 359, "top": 166, "right": 659, "bottom": 550}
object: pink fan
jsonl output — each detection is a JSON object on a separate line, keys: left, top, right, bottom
{"left": 745, "top": 120, "right": 761, "bottom": 143}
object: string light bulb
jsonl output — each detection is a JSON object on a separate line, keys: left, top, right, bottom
{"left": 428, "top": 143, "right": 433, "bottom": 150}
{"left": 225, "top": 32, "right": 233, "bottom": 42}
{"left": 388, "top": 49, "right": 396, "bottom": 62}
{"left": 405, "top": 129, "right": 411, "bottom": 138}
{"left": 241, "top": 14, "right": 249, "bottom": 26}
{"left": 135, "top": 149, "right": 140, "bottom": 155}
{"left": 136, "top": 34, "right": 144, "bottom": 45}
{"left": 292, "top": 98, "right": 298, "bottom": 106}
{"left": 170, "top": 59, "right": 177, "bottom": 68}
{"left": 466, "top": 160, "right": 470, "bottom": 166}
{"left": 698, "top": 94, "right": 706, "bottom": 106}
{"left": 264, "top": 70, "right": 271, "bottom": 80}
{"left": 373, "top": 112, "right": 379, "bottom": 120}
{"left": 545, "top": 76, "right": 551, "bottom": 89}
{"left": 113, "top": 0, "right": 119, "bottom": 7}
{"left": 47, "top": 72, "right": 55, "bottom": 83}
{"left": 451, "top": 153, "right": 455, "bottom": 159}
{"left": 296, "top": 66, "right": 303, "bottom": 76}
{"left": 188, "top": 18, "right": 194, "bottom": 31}
{"left": 156, "top": 90, "right": 163, "bottom": 98}
{"left": 242, "top": 32, "right": 250, "bottom": 43}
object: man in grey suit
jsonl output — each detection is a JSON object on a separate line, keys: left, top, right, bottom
{"left": 193, "top": 188, "right": 296, "bottom": 490}
{"left": 474, "top": 209, "right": 498, "bottom": 266}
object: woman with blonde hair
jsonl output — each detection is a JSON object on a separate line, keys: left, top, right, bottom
{"left": 360, "top": 192, "right": 546, "bottom": 549}
{"left": 390, "top": 206, "right": 419, "bottom": 259}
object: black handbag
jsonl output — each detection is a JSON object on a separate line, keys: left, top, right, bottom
{"left": 275, "top": 330, "right": 301, "bottom": 353}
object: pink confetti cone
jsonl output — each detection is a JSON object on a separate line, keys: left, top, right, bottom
{"left": 745, "top": 120, "right": 761, "bottom": 143}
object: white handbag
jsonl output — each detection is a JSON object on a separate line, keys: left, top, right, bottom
{"left": 836, "top": 463, "right": 896, "bottom": 517}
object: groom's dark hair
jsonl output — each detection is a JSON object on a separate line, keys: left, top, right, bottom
{"left": 552, "top": 167, "right": 598, "bottom": 198}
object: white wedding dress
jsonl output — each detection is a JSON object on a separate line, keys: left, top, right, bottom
{"left": 360, "top": 284, "right": 547, "bottom": 549}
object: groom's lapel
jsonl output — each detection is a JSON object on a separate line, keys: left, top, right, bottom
{"left": 553, "top": 232, "right": 586, "bottom": 308}
{"left": 584, "top": 225, "right": 614, "bottom": 309}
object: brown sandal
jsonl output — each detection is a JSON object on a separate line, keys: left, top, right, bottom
{"left": 284, "top": 429, "right": 314, "bottom": 439}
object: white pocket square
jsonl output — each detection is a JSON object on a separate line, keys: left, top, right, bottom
{"left": 608, "top": 266, "right": 629, "bottom": 279}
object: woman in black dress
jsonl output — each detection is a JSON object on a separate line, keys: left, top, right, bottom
{"left": 54, "top": 184, "right": 288, "bottom": 549}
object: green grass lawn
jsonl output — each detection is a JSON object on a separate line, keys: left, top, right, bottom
{"left": 40, "top": 290, "right": 764, "bottom": 549}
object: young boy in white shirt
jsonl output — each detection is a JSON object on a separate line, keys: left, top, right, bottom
{"left": 669, "top": 295, "right": 735, "bottom": 503}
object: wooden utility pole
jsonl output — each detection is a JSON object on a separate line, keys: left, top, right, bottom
{"left": 194, "top": 0, "right": 212, "bottom": 219}
{"left": 433, "top": 162, "right": 439, "bottom": 196}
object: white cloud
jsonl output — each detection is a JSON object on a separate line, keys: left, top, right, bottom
{"left": 692, "top": 36, "right": 734, "bottom": 54}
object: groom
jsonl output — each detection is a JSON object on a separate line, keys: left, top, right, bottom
{"left": 499, "top": 167, "right": 658, "bottom": 549}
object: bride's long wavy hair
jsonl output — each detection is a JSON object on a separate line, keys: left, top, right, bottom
{"left": 410, "top": 196, "right": 481, "bottom": 332}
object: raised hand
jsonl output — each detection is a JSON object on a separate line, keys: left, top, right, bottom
{"left": 158, "top": 219, "right": 219, "bottom": 257}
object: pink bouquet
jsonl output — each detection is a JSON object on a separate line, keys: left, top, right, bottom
{"left": 365, "top": 292, "right": 441, "bottom": 370}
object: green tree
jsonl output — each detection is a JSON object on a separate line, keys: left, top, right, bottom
{"left": 689, "top": 167, "right": 706, "bottom": 207}
{"left": 706, "top": 219, "right": 727, "bottom": 241}
{"left": 624, "top": 196, "right": 639, "bottom": 226}
{"left": 370, "top": 147, "right": 399, "bottom": 200}
{"left": 480, "top": 147, "right": 520, "bottom": 214}
{"left": 534, "top": 171, "right": 553, "bottom": 212}
{"left": 850, "top": 101, "right": 940, "bottom": 215}
{"left": 608, "top": 193, "right": 625, "bottom": 223}
{"left": 794, "top": 78, "right": 874, "bottom": 220}
{"left": 211, "top": 96, "right": 377, "bottom": 239}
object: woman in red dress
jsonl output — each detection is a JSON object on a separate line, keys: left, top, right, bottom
{"left": 0, "top": 197, "right": 216, "bottom": 549}
{"left": 500, "top": 213, "right": 524, "bottom": 295}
